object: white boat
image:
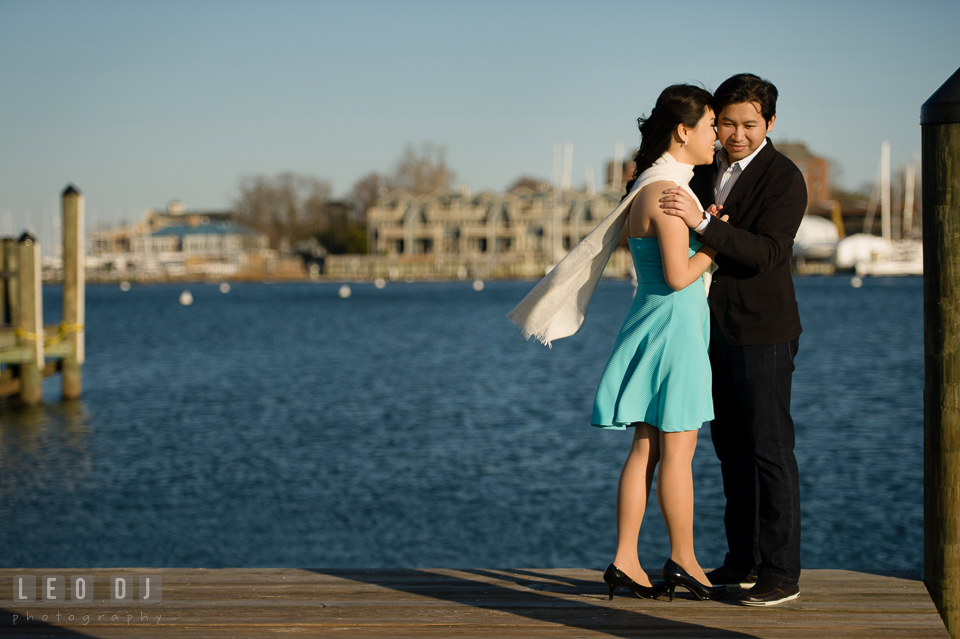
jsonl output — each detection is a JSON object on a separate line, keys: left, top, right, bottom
{"left": 794, "top": 214, "right": 839, "bottom": 261}
{"left": 854, "top": 242, "right": 922, "bottom": 276}
{"left": 836, "top": 233, "right": 922, "bottom": 276}
{"left": 834, "top": 141, "right": 922, "bottom": 276}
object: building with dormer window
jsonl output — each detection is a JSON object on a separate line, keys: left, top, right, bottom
{"left": 367, "top": 184, "right": 624, "bottom": 262}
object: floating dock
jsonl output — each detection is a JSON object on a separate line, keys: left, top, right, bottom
{"left": 0, "top": 567, "right": 947, "bottom": 637}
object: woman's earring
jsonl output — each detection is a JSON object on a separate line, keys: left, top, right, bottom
{"left": 684, "top": 139, "right": 688, "bottom": 146}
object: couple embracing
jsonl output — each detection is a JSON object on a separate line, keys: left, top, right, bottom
{"left": 509, "top": 74, "right": 805, "bottom": 606}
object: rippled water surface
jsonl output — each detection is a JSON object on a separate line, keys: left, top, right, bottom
{"left": 0, "top": 276, "right": 922, "bottom": 570}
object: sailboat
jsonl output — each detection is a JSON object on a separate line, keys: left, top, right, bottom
{"left": 835, "top": 142, "right": 923, "bottom": 276}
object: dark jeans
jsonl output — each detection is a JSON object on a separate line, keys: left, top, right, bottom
{"left": 709, "top": 316, "right": 801, "bottom": 584}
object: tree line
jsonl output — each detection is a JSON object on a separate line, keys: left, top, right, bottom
{"left": 234, "top": 143, "right": 548, "bottom": 255}
{"left": 234, "top": 143, "right": 458, "bottom": 255}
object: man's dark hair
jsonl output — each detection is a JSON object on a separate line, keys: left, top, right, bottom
{"left": 714, "top": 74, "right": 778, "bottom": 124}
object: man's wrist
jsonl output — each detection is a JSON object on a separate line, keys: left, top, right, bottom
{"left": 694, "top": 213, "right": 711, "bottom": 234}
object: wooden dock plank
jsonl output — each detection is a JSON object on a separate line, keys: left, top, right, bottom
{"left": 0, "top": 568, "right": 947, "bottom": 638}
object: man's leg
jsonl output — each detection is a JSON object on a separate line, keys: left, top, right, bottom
{"left": 709, "top": 319, "right": 759, "bottom": 573}
{"left": 736, "top": 339, "right": 801, "bottom": 584}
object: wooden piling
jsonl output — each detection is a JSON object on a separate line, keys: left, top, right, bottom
{"left": 16, "top": 236, "right": 44, "bottom": 405}
{"left": 1, "top": 238, "right": 20, "bottom": 397}
{"left": 61, "top": 184, "right": 85, "bottom": 399}
{"left": 2, "top": 237, "right": 18, "bottom": 327}
{"left": 0, "top": 241, "right": 6, "bottom": 326}
{"left": 0, "top": 240, "right": 7, "bottom": 326}
{"left": 922, "top": 65, "right": 960, "bottom": 639}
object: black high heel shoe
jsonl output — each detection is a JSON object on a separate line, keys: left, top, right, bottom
{"left": 661, "top": 559, "right": 729, "bottom": 601}
{"left": 603, "top": 563, "right": 668, "bottom": 600}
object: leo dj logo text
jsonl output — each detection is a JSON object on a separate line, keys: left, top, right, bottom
{"left": 12, "top": 575, "right": 162, "bottom": 603}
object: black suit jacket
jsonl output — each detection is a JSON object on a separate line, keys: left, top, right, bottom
{"left": 692, "top": 139, "right": 806, "bottom": 346}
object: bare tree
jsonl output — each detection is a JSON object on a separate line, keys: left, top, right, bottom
{"left": 234, "top": 144, "right": 454, "bottom": 255}
{"left": 349, "top": 172, "right": 388, "bottom": 222}
{"left": 347, "top": 143, "right": 456, "bottom": 224}
{"left": 234, "top": 173, "right": 332, "bottom": 249}
{"left": 392, "top": 143, "right": 455, "bottom": 195}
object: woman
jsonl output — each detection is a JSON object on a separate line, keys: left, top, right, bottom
{"left": 593, "top": 85, "right": 728, "bottom": 602}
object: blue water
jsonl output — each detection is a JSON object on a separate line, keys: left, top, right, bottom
{"left": 0, "top": 276, "right": 923, "bottom": 571}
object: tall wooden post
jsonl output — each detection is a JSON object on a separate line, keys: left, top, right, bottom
{"left": 61, "top": 185, "right": 84, "bottom": 399}
{"left": 922, "top": 65, "right": 960, "bottom": 639}
{"left": 16, "top": 235, "right": 43, "bottom": 406}
{"left": 2, "top": 238, "right": 18, "bottom": 327}
{"left": 0, "top": 240, "right": 8, "bottom": 392}
{"left": 0, "top": 240, "right": 7, "bottom": 326}
{"left": 0, "top": 241, "right": 6, "bottom": 326}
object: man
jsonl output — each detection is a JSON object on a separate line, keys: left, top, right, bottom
{"left": 660, "top": 73, "right": 806, "bottom": 606}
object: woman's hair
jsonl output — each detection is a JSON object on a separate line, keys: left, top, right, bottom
{"left": 623, "top": 84, "right": 714, "bottom": 196}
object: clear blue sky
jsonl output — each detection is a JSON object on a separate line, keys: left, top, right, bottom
{"left": 1, "top": 0, "right": 957, "bottom": 239}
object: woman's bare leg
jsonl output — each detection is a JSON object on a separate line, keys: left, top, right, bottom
{"left": 657, "top": 429, "right": 711, "bottom": 586}
{"left": 612, "top": 423, "right": 661, "bottom": 587}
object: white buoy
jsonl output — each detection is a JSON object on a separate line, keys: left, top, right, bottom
{"left": 179, "top": 290, "right": 194, "bottom": 306}
{"left": 851, "top": 276, "right": 863, "bottom": 288}
{"left": 119, "top": 281, "right": 131, "bottom": 292}
{"left": 338, "top": 284, "right": 352, "bottom": 298}
{"left": 219, "top": 282, "right": 231, "bottom": 294}
{"left": 472, "top": 279, "right": 484, "bottom": 292}
{"left": 373, "top": 277, "right": 386, "bottom": 289}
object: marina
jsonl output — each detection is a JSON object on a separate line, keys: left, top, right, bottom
{"left": 0, "top": 38, "right": 955, "bottom": 639}
{"left": 0, "top": 201, "right": 939, "bottom": 635}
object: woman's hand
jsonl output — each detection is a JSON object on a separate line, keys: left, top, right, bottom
{"left": 706, "top": 204, "right": 725, "bottom": 218}
{"left": 660, "top": 187, "right": 704, "bottom": 229}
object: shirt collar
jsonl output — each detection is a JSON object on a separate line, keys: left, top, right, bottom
{"left": 716, "top": 138, "right": 768, "bottom": 172}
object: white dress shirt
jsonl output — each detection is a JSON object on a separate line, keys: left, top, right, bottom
{"left": 695, "top": 138, "right": 768, "bottom": 234}
{"left": 714, "top": 138, "right": 767, "bottom": 206}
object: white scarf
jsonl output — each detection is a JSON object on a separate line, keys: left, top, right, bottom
{"left": 506, "top": 152, "right": 702, "bottom": 347}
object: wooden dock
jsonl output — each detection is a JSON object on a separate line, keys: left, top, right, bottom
{"left": 0, "top": 568, "right": 947, "bottom": 637}
{"left": 0, "top": 185, "right": 85, "bottom": 405}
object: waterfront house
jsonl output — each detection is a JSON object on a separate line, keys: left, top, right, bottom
{"left": 366, "top": 184, "right": 623, "bottom": 262}
{"left": 88, "top": 201, "right": 274, "bottom": 279}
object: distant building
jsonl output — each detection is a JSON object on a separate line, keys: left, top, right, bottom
{"left": 366, "top": 185, "right": 623, "bottom": 261}
{"left": 776, "top": 141, "right": 830, "bottom": 208}
{"left": 131, "top": 219, "right": 265, "bottom": 255}
{"left": 89, "top": 201, "right": 274, "bottom": 279}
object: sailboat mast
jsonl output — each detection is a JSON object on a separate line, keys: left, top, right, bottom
{"left": 880, "top": 141, "right": 891, "bottom": 242}
{"left": 562, "top": 142, "right": 573, "bottom": 190}
{"left": 553, "top": 142, "right": 562, "bottom": 262}
{"left": 613, "top": 140, "right": 624, "bottom": 192}
{"left": 903, "top": 160, "right": 916, "bottom": 240}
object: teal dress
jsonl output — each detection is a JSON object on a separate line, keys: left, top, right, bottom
{"left": 591, "top": 232, "right": 713, "bottom": 432}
